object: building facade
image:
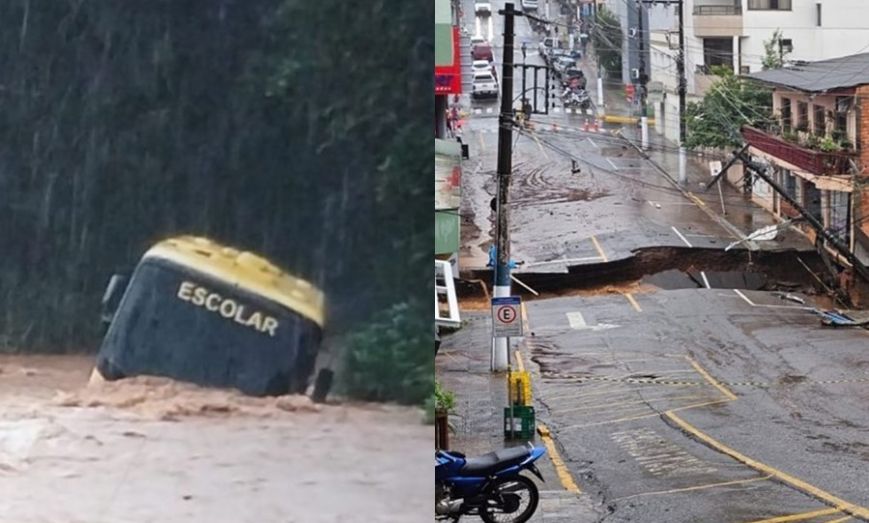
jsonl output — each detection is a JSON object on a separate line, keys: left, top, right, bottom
{"left": 740, "top": 53, "right": 869, "bottom": 300}
{"left": 650, "top": 0, "right": 869, "bottom": 143}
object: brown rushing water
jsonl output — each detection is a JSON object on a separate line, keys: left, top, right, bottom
{"left": 0, "top": 355, "right": 430, "bottom": 523}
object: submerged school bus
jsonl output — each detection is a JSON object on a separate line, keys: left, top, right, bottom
{"left": 94, "top": 236, "right": 325, "bottom": 396}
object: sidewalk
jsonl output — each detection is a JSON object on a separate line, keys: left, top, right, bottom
{"left": 436, "top": 311, "right": 600, "bottom": 522}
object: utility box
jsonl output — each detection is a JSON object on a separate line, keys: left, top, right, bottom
{"left": 94, "top": 236, "right": 325, "bottom": 396}
{"left": 504, "top": 405, "right": 536, "bottom": 440}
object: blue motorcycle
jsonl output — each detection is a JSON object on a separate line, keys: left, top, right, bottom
{"left": 436, "top": 443, "right": 546, "bottom": 522}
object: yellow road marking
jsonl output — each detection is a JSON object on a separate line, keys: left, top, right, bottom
{"left": 590, "top": 235, "right": 608, "bottom": 262}
{"left": 528, "top": 130, "right": 551, "bottom": 160}
{"left": 611, "top": 474, "right": 772, "bottom": 502}
{"left": 521, "top": 302, "right": 529, "bottom": 335}
{"left": 825, "top": 516, "right": 852, "bottom": 523}
{"left": 742, "top": 508, "right": 842, "bottom": 523}
{"left": 666, "top": 399, "right": 732, "bottom": 413}
{"left": 555, "top": 394, "right": 708, "bottom": 415}
{"left": 686, "top": 191, "right": 707, "bottom": 208}
{"left": 665, "top": 411, "right": 869, "bottom": 520}
{"left": 536, "top": 423, "right": 581, "bottom": 494}
{"left": 623, "top": 292, "right": 642, "bottom": 312}
{"left": 516, "top": 313, "right": 581, "bottom": 495}
{"left": 543, "top": 384, "right": 633, "bottom": 402}
{"left": 477, "top": 131, "right": 485, "bottom": 152}
{"left": 561, "top": 412, "right": 661, "bottom": 430}
{"left": 685, "top": 356, "right": 737, "bottom": 401}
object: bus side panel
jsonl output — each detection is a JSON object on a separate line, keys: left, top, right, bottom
{"left": 96, "top": 259, "right": 322, "bottom": 396}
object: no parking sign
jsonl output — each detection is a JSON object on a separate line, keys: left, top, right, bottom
{"left": 492, "top": 296, "right": 523, "bottom": 338}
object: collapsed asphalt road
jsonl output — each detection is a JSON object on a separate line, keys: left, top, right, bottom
{"left": 456, "top": 3, "right": 869, "bottom": 521}
{"left": 518, "top": 285, "right": 869, "bottom": 522}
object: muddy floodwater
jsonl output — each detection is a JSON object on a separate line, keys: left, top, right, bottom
{"left": 0, "top": 355, "right": 429, "bottom": 523}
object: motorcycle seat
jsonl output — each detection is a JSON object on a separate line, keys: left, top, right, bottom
{"left": 459, "top": 446, "right": 530, "bottom": 476}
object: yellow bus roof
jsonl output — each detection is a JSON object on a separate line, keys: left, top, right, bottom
{"left": 142, "top": 236, "right": 325, "bottom": 327}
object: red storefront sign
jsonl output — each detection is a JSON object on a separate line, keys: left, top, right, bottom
{"left": 435, "top": 27, "right": 462, "bottom": 94}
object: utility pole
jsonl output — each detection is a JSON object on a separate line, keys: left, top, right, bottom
{"left": 676, "top": 0, "right": 687, "bottom": 183}
{"left": 637, "top": 0, "right": 685, "bottom": 167}
{"left": 637, "top": 1, "right": 649, "bottom": 150}
{"left": 492, "top": 2, "right": 519, "bottom": 372}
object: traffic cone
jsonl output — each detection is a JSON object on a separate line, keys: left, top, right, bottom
{"left": 592, "top": 118, "right": 599, "bottom": 132}
{"left": 552, "top": 122, "right": 558, "bottom": 132}
{"left": 583, "top": 119, "right": 589, "bottom": 132}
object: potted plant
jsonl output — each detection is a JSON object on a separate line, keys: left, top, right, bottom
{"left": 804, "top": 133, "right": 821, "bottom": 150}
{"left": 818, "top": 136, "right": 842, "bottom": 152}
{"left": 434, "top": 380, "right": 456, "bottom": 449}
{"left": 781, "top": 130, "right": 799, "bottom": 144}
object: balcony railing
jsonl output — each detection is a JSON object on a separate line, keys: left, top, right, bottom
{"left": 741, "top": 126, "right": 856, "bottom": 176}
{"left": 693, "top": 5, "right": 742, "bottom": 15}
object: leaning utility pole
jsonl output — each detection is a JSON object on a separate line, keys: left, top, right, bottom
{"left": 492, "top": 2, "right": 519, "bottom": 372}
{"left": 637, "top": 1, "right": 649, "bottom": 149}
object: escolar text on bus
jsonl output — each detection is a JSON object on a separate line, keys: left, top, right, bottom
{"left": 176, "top": 281, "right": 279, "bottom": 337}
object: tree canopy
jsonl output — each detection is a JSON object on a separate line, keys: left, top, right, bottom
{"left": 591, "top": 6, "right": 623, "bottom": 74}
{"left": 685, "top": 67, "right": 773, "bottom": 149}
{"left": 0, "top": 0, "right": 431, "bottom": 381}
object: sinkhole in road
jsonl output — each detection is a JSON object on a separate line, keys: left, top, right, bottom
{"left": 459, "top": 247, "right": 838, "bottom": 303}
{"left": 641, "top": 268, "right": 767, "bottom": 291}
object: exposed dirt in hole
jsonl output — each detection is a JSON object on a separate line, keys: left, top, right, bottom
{"left": 458, "top": 247, "right": 841, "bottom": 304}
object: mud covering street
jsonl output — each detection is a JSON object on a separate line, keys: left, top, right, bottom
{"left": 445, "top": 0, "right": 869, "bottom": 520}
{"left": 0, "top": 355, "right": 429, "bottom": 523}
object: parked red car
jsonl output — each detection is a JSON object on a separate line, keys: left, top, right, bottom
{"left": 471, "top": 42, "right": 493, "bottom": 62}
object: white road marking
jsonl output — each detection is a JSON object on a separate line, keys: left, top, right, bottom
{"left": 605, "top": 158, "right": 619, "bottom": 170}
{"left": 733, "top": 289, "right": 755, "bottom": 306}
{"left": 700, "top": 271, "right": 711, "bottom": 289}
{"left": 474, "top": 108, "right": 482, "bottom": 114}
{"left": 732, "top": 289, "right": 814, "bottom": 311}
{"left": 565, "top": 311, "right": 620, "bottom": 331}
{"left": 566, "top": 311, "right": 587, "bottom": 329}
{"left": 587, "top": 137, "right": 599, "bottom": 148}
{"left": 671, "top": 226, "right": 693, "bottom": 248}
{"left": 475, "top": 18, "right": 481, "bottom": 37}
{"left": 486, "top": 107, "right": 494, "bottom": 114}
{"left": 487, "top": 17, "right": 493, "bottom": 41}
{"left": 524, "top": 256, "right": 603, "bottom": 268}
{"left": 553, "top": 106, "right": 561, "bottom": 113}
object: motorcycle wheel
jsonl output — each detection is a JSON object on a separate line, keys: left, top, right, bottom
{"left": 479, "top": 474, "right": 539, "bottom": 523}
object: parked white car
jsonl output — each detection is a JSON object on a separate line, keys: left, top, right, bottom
{"left": 472, "top": 72, "right": 499, "bottom": 99}
{"left": 475, "top": 2, "right": 491, "bottom": 15}
{"left": 472, "top": 60, "right": 492, "bottom": 73}
{"left": 521, "top": 0, "right": 538, "bottom": 10}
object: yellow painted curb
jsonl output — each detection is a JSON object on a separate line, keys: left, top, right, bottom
{"left": 602, "top": 115, "right": 657, "bottom": 125}
{"left": 537, "top": 423, "right": 582, "bottom": 494}
{"left": 665, "top": 410, "right": 869, "bottom": 520}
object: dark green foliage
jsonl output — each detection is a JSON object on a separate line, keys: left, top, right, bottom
{"left": 340, "top": 301, "right": 433, "bottom": 405}
{"left": 591, "top": 6, "right": 622, "bottom": 74}
{"left": 762, "top": 29, "right": 789, "bottom": 70}
{"left": 685, "top": 68, "right": 773, "bottom": 149}
{"left": 0, "top": 0, "right": 433, "bottom": 393}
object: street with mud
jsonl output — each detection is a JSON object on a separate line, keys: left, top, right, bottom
{"left": 0, "top": 355, "right": 430, "bottom": 523}
{"left": 440, "top": 1, "right": 869, "bottom": 521}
